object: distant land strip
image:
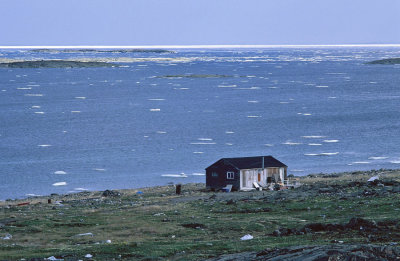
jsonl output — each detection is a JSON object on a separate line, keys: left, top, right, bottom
{"left": 366, "top": 58, "right": 400, "bottom": 65}
{"left": 1, "top": 44, "right": 400, "bottom": 49}
{"left": 0, "top": 60, "right": 116, "bottom": 68}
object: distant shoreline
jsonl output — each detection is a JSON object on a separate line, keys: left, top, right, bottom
{"left": 1, "top": 44, "right": 400, "bottom": 49}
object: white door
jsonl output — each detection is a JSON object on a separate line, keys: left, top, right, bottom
{"left": 279, "top": 168, "right": 284, "bottom": 182}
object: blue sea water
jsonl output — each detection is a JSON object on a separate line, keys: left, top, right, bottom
{"left": 0, "top": 48, "right": 400, "bottom": 199}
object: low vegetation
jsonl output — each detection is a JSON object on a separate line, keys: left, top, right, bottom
{"left": 0, "top": 169, "right": 399, "bottom": 260}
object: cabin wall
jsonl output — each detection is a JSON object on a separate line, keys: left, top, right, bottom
{"left": 206, "top": 161, "right": 240, "bottom": 191}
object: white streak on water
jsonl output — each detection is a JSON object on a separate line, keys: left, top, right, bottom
{"left": 52, "top": 182, "right": 67, "bottom": 186}
{"left": 26, "top": 193, "right": 42, "bottom": 197}
{"left": 323, "top": 140, "right": 339, "bottom": 143}
{"left": 190, "top": 142, "right": 216, "bottom": 145}
{"left": 74, "top": 188, "right": 88, "bottom": 191}
{"left": 218, "top": 85, "right": 237, "bottom": 88}
{"left": 25, "top": 94, "right": 44, "bottom": 97}
{"left": 161, "top": 173, "right": 188, "bottom": 178}
{"left": 54, "top": 171, "right": 67, "bottom": 175}
{"left": 302, "top": 136, "right": 326, "bottom": 138}
{"left": 150, "top": 108, "right": 161, "bottom": 111}
{"left": 38, "top": 144, "right": 51, "bottom": 147}
{"left": 368, "top": 156, "right": 388, "bottom": 160}
{"left": 282, "top": 141, "right": 302, "bottom": 145}
{"left": 305, "top": 152, "right": 339, "bottom": 156}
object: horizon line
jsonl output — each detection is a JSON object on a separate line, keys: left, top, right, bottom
{"left": 1, "top": 44, "right": 400, "bottom": 49}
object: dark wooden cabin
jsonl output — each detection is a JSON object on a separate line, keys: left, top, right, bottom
{"left": 205, "top": 156, "right": 287, "bottom": 191}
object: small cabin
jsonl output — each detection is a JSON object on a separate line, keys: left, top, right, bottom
{"left": 205, "top": 156, "right": 287, "bottom": 191}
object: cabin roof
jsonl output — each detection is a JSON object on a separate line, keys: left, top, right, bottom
{"left": 206, "top": 156, "right": 287, "bottom": 170}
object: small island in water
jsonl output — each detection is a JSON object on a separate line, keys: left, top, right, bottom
{"left": 0, "top": 60, "right": 117, "bottom": 68}
{"left": 366, "top": 58, "right": 400, "bottom": 64}
{"left": 31, "top": 48, "right": 174, "bottom": 53}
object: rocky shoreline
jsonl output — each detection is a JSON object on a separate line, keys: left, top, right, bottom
{"left": 1, "top": 169, "right": 399, "bottom": 260}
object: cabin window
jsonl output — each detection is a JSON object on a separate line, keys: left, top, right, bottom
{"left": 211, "top": 172, "right": 218, "bottom": 177}
{"left": 227, "top": 171, "right": 235, "bottom": 179}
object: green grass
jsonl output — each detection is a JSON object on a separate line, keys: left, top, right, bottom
{"left": 1, "top": 173, "right": 400, "bottom": 260}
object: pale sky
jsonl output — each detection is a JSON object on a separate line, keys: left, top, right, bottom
{"left": 1, "top": 0, "right": 400, "bottom": 46}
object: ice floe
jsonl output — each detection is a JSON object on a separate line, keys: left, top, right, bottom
{"left": 368, "top": 156, "right": 388, "bottom": 160}
{"left": 218, "top": 84, "right": 237, "bottom": 88}
{"left": 26, "top": 193, "right": 42, "bottom": 197}
{"left": 282, "top": 141, "right": 302, "bottom": 145}
{"left": 305, "top": 152, "right": 339, "bottom": 156}
{"left": 25, "top": 94, "right": 44, "bottom": 97}
{"left": 74, "top": 188, "right": 88, "bottom": 191}
{"left": 54, "top": 171, "right": 67, "bottom": 175}
{"left": 52, "top": 182, "right": 67, "bottom": 186}
{"left": 161, "top": 173, "right": 188, "bottom": 178}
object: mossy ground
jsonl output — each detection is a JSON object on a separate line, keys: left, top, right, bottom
{"left": 1, "top": 170, "right": 399, "bottom": 260}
